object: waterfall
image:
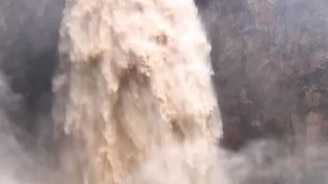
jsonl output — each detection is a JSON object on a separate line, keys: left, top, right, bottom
{"left": 53, "top": 0, "right": 229, "bottom": 183}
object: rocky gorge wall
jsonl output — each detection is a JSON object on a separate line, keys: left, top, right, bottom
{"left": 198, "top": 0, "right": 328, "bottom": 150}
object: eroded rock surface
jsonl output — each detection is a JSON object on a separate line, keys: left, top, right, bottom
{"left": 199, "top": 0, "right": 328, "bottom": 149}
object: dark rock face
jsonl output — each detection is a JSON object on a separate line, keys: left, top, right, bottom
{"left": 198, "top": 0, "right": 328, "bottom": 150}
{"left": 0, "top": 2, "right": 65, "bottom": 182}
{"left": 0, "top": 0, "right": 64, "bottom": 135}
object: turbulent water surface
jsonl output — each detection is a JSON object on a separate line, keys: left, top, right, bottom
{"left": 53, "top": 0, "right": 229, "bottom": 184}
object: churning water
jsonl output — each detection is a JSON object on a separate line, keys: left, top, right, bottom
{"left": 52, "top": 0, "right": 230, "bottom": 183}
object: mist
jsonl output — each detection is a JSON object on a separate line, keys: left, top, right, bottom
{"left": 0, "top": 0, "right": 64, "bottom": 183}
{"left": 0, "top": 0, "right": 328, "bottom": 184}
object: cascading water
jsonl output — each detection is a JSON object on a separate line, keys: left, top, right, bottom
{"left": 3, "top": 0, "right": 328, "bottom": 184}
{"left": 53, "top": 0, "right": 230, "bottom": 183}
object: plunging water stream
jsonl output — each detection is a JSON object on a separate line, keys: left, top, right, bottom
{"left": 53, "top": 0, "right": 229, "bottom": 184}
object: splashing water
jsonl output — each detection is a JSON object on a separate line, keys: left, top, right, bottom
{"left": 53, "top": 0, "right": 230, "bottom": 183}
